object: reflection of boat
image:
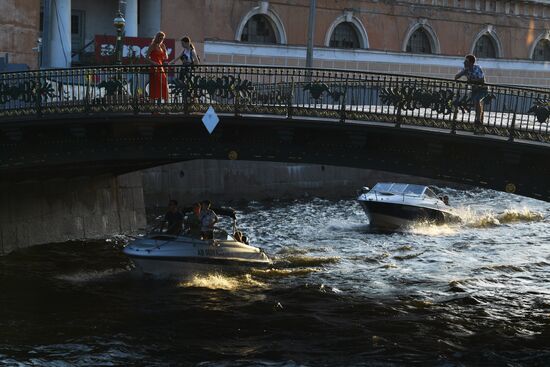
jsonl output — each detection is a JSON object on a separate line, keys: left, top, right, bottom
{"left": 123, "top": 207, "right": 272, "bottom": 277}
{"left": 357, "top": 183, "right": 461, "bottom": 231}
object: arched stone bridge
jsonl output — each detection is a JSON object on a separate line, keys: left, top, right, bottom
{"left": 1, "top": 65, "right": 550, "bottom": 201}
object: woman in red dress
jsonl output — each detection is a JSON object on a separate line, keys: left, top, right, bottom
{"left": 146, "top": 32, "right": 169, "bottom": 103}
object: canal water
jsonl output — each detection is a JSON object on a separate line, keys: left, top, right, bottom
{"left": 1, "top": 187, "right": 550, "bottom": 366}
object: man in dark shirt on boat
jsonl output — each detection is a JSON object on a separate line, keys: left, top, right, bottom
{"left": 164, "top": 199, "right": 184, "bottom": 235}
{"left": 184, "top": 202, "right": 202, "bottom": 238}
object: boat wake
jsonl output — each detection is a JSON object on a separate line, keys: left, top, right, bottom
{"left": 178, "top": 273, "right": 265, "bottom": 290}
{"left": 276, "top": 255, "right": 340, "bottom": 268}
{"left": 461, "top": 207, "right": 545, "bottom": 228}
{"left": 55, "top": 268, "right": 129, "bottom": 283}
{"left": 405, "top": 221, "right": 459, "bottom": 236}
{"left": 251, "top": 267, "right": 320, "bottom": 277}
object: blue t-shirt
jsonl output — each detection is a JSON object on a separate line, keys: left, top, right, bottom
{"left": 459, "top": 65, "right": 485, "bottom": 81}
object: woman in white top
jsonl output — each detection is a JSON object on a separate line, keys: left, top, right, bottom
{"left": 170, "top": 36, "right": 200, "bottom": 66}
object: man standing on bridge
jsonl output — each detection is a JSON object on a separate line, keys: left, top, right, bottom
{"left": 455, "top": 54, "right": 488, "bottom": 132}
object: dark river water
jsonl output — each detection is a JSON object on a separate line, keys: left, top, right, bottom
{"left": 1, "top": 187, "right": 550, "bottom": 366}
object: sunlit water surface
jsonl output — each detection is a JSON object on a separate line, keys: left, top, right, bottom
{"left": 1, "top": 188, "right": 550, "bottom": 366}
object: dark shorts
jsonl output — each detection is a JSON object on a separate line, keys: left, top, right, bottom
{"left": 471, "top": 87, "right": 489, "bottom": 103}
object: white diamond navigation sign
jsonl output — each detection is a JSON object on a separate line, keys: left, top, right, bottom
{"left": 202, "top": 106, "right": 219, "bottom": 134}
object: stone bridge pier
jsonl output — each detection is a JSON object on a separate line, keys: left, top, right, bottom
{"left": 0, "top": 172, "right": 146, "bottom": 254}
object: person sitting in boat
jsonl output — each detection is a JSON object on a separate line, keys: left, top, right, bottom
{"left": 184, "top": 202, "right": 202, "bottom": 238}
{"left": 233, "top": 230, "right": 243, "bottom": 242}
{"left": 442, "top": 195, "right": 450, "bottom": 206}
{"left": 233, "top": 230, "right": 249, "bottom": 244}
{"left": 200, "top": 200, "right": 219, "bottom": 240}
{"left": 164, "top": 199, "right": 184, "bottom": 235}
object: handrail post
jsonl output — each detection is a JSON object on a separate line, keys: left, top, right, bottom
{"left": 132, "top": 66, "right": 139, "bottom": 115}
{"left": 183, "top": 65, "right": 191, "bottom": 116}
{"left": 234, "top": 68, "right": 241, "bottom": 117}
{"left": 451, "top": 106, "right": 458, "bottom": 134}
{"left": 35, "top": 71, "right": 43, "bottom": 118}
{"left": 84, "top": 68, "right": 91, "bottom": 114}
{"left": 287, "top": 79, "right": 294, "bottom": 120}
{"left": 451, "top": 82, "right": 463, "bottom": 134}
{"left": 508, "top": 90, "right": 519, "bottom": 142}
{"left": 234, "top": 89, "right": 240, "bottom": 117}
{"left": 339, "top": 85, "right": 347, "bottom": 123}
{"left": 395, "top": 106, "right": 402, "bottom": 127}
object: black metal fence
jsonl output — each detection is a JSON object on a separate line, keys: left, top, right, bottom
{"left": 1, "top": 64, "right": 550, "bottom": 143}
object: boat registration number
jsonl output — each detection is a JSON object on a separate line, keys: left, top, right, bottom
{"left": 198, "top": 249, "right": 226, "bottom": 257}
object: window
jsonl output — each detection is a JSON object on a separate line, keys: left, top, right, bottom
{"left": 533, "top": 39, "right": 550, "bottom": 61}
{"left": 406, "top": 28, "right": 432, "bottom": 54}
{"left": 474, "top": 35, "right": 497, "bottom": 58}
{"left": 71, "top": 10, "right": 85, "bottom": 60}
{"left": 329, "top": 22, "right": 360, "bottom": 49}
{"left": 403, "top": 185, "right": 425, "bottom": 196}
{"left": 241, "top": 14, "right": 277, "bottom": 44}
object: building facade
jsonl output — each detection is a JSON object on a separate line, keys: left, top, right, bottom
{"left": 32, "top": 0, "right": 550, "bottom": 86}
{"left": 0, "top": 0, "right": 41, "bottom": 70}
{"left": 187, "top": 0, "right": 550, "bottom": 87}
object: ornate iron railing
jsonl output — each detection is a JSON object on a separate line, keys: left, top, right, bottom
{"left": 1, "top": 64, "right": 550, "bottom": 143}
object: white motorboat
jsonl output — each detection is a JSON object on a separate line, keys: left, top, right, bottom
{"left": 357, "top": 182, "right": 461, "bottom": 231}
{"left": 123, "top": 207, "right": 272, "bottom": 277}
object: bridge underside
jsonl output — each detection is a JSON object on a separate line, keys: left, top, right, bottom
{"left": 1, "top": 114, "right": 549, "bottom": 201}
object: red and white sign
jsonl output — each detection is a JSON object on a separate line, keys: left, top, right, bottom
{"left": 94, "top": 35, "right": 175, "bottom": 64}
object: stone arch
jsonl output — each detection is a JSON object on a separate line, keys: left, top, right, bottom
{"left": 324, "top": 12, "right": 369, "bottom": 49}
{"left": 471, "top": 26, "right": 503, "bottom": 59}
{"left": 235, "top": 3, "right": 287, "bottom": 44}
{"left": 402, "top": 21, "right": 440, "bottom": 54}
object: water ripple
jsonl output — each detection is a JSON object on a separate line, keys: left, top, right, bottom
{"left": 0, "top": 188, "right": 549, "bottom": 365}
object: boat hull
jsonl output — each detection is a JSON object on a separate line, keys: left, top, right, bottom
{"left": 123, "top": 235, "right": 271, "bottom": 278}
{"left": 129, "top": 256, "right": 269, "bottom": 278}
{"left": 359, "top": 200, "right": 458, "bottom": 230}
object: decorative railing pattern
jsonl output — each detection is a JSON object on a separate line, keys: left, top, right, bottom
{"left": 1, "top": 65, "right": 549, "bottom": 143}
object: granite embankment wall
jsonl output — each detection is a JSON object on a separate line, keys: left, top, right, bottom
{"left": 0, "top": 172, "right": 146, "bottom": 254}
{"left": 0, "top": 161, "right": 450, "bottom": 254}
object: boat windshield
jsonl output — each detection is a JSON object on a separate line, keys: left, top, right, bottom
{"left": 372, "top": 183, "right": 427, "bottom": 197}
{"left": 424, "top": 188, "right": 439, "bottom": 198}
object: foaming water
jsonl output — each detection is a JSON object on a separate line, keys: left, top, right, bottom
{"left": 497, "top": 207, "right": 545, "bottom": 223}
{"left": 178, "top": 273, "right": 266, "bottom": 290}
{"left": 406, "top": 221, "right": 459, "bottom": 236}
{"left": 1, "top": 188, "right": 550, "bottom": 366}
{"left": 450, "top": 204, "right": 546, "bottom": 229}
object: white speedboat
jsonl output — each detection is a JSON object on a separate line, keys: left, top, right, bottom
{"left": 123, "top": 207, "right": 272, "bottom": 277}
{"left": 357, "top": 183, "right": 461, "bottom": 231}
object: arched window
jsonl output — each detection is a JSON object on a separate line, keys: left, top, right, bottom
{"left": 406, "top": 28, "right": 432, "bottom": 54}
{"left": 474, "top": 35, "right": 497, "bottom": 58}
{"left": 240, "top": 14, "right": 277, "bottom": 44}
{"left": 329, "top": 22, "right": 360, "bottom": 49}
{"left": 533, "top": 39, "right": 550, "bottom": 61}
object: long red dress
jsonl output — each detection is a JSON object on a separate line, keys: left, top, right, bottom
{"left": 149, "top": 47, "right": 168, "bottom": 100}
